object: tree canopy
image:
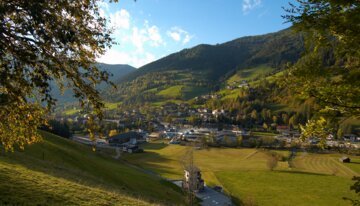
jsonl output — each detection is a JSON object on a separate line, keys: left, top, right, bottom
{"left": 283, "top": 0, "right": 360, "bottom": 116}
{"left": 0, "top": 0, "right": 116, "bottom": 151}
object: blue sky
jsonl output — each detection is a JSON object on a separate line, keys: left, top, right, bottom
{"left": 97, "top": 0, "right": 295, "bottom": 68}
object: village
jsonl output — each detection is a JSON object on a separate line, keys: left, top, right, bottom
{"left": 67, "top": 107, "right": 359, "bottom": 206}
{"left": 64, "top": 100, "right": 360, "bottom": 153}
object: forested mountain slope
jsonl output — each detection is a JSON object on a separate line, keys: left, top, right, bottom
{"left": 106, "top": 28, "right": 304, "bottom": 104}
{"left": 52, "top": 63, "right": 135, "bottom": 103}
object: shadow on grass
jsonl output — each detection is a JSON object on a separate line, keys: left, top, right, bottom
{"left": 122, "top": 150, "right": 184, "bottom": 178}
{"left": 141, "top": 142, "right": 169, "bottom": 150}
{"left": 0, "top": 138, "right": 185, "bottom": 205}
{"left": 277, "top": 170, "right": 331, "bottom": 176}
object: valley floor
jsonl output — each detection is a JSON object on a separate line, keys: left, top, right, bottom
{"left": 123, "top": 142, "right": 360, "bottom": 206}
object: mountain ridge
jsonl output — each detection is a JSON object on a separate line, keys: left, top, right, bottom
{"left": 106, "top": 27, "right": 304, "bottom": 104}
{"left": 116, "top": 27, "right": 303, "bottom": 84}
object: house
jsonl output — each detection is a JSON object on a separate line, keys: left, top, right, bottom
{"left": 182, "top": 166, "right": 204, "bottom": 192}
{"left": 277, "top": 125, "right": 291, "bottom": 136}
{"left": 123, "top": 145, "right": 143, "bottom": 153}
{"left": 238, "top": 80, "right": 249, "bottom": 88}
{"left": 343, "top": 134, "right": 357, "bottom": 142}
{"left": 339, "top": 156, "right": 351, "bottom": 163}
{"left": 107, "top": 131, "right": 143, "bottom": 146}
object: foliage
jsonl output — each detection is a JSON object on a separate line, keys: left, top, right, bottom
{"left": 40, "top": 119, "right": 71, "bottom": 138}
{"left": 109, "top": 29, "right": 303, "bottom": 105}
{"left": 0, "top": 0, "right": 116, "bottom": 150}
{"left": 266, "top": 152, "right": 278, "bottom": 171}
{"left": 300, "top": 117, "right": 331, "bottom": 148}
{"left": 343, "top": 176, "right": 360, "bottom": 206}
{"left": 0, "top": 103, "right": 44, "bottom": 151}
{"left": 283, "top": 0, "right": 360, "bottom": 117}
{"left": 108, "top": 129, "right": 118, "bottom": 137}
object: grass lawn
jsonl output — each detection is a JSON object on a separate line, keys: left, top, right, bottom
{"left": 292, "top": 153, "right": 359, "bottom": 178}
{"left": 0, "top": 131, "right": 185, "bottom": 205}
{"left": 104, "top": 102, "right": 121, "bottom": 110}
{"left": 344, "top": 157, "right": 360, "bottom": 174}
{"left": 63, "top": 102, "right": 121, "bottom": 115}
{"left": 220, "top": 88, "right": 243, "bottom": 100}
{"left": 252, "top": 131, "right": 278, "bottom": 137}
{"left": 182, "top": 86, "right": 210, "bottom": 100}
{"left": 63, "top": 108, "right": 81, "bottom": 115}
{"left": 216, "top": 170, "right": 357, "bottom": 206}
{"left": 227, "top": 65, "right": 275, "bottom": 83}
{"left": 123, "top": 143, "right": 359, "bottom": 205}
{"left": 157, "top": 85, "right": 184, "bottom": 98}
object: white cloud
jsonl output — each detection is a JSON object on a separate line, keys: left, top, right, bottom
{"left": 109, "top": 9, "right": 130, "bottom": 30}
{"left": 168, "top": 31, "right": 181, "bottom": 42}
{"left": 242, "top": 0, "right": 262, "bottom": 14}
{"left": 147, "top": 25, "right": 163, "bottom": 46}
{"left": 131, "top": 26, "right": 147, "bottom": 52}
{"left": 130, "top": 21, "right": 165, "bottom": 52}
{"left": 97, "top": 49, "right": 156, "bottom": 68}
{"left": 167, "top": 27, "right": 193, "bottom": 44}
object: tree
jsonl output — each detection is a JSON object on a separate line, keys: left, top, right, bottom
{"left": 0, "top": 0, "right": 116, "bottom": 151}
{"left": 236, "top": 135, "right": 243, "bottom": 147}
{"left": 41, "top": 119, "right": 71, "bottom": 138}
{"left": 343, "top": 176, "right": 360, "bottom": 206}
{"left": 283, "top": 0, "right": 360, "bottom": 143}
{"left": 267, "top": 152, "right": 278, "bottom": 171}
{"left": 283, "top": 1, "right": 360, "bottom": 114}
{"left": 108, "top": 129, "right": 118, "bottom": 137}
{"left": 263, "top": 122, "right": 268, "bottom": 131}
{"left": 250, "top": 109, "right": 258, "bottom": 122}
{"left": 181, "top": 146, "right": 196, "bottom": 206}
{"left": 300, "top": 117, "right": 331, "bottom": 148}
{"left": 336, "top": 128, "right": 344, "bottom": 140}
{"left": 165, "top": 115, "right": 173, "bottom": 124}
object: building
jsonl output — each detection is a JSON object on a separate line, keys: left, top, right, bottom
{"left": 339, "top": 156, "right": 351, "bottom": 163}
{"left": 182, "top": 166, "right": 204, "bottom": 192}
{"left": 107, "top": 131, "right": 143, "bottom": 146}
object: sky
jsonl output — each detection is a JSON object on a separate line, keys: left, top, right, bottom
{"left": 97, "top": 0, "right": 295, "bottom": 68}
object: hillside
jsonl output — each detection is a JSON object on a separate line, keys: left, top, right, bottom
{"left": 52, "top": 63, "right": 136, "bottom": 103}
{"left": 106, "top": 28, "right": 304, "bottom": 105}
{"left": 0, "top": 131, "right": 185, "bottom": 205}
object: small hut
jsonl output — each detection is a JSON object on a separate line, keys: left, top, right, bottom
{"left": 339, "top": 156, "right": 351, "bottom": 163}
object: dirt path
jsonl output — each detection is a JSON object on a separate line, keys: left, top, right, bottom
{"left": 243, "top": 150, "right": 258, "bottom": 160}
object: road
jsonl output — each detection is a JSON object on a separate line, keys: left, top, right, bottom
{"left": 196, "top": 187, "right": 233, "bottom": 206}
{"left": 172, "top": 181, "right": 233, "bottom": 206}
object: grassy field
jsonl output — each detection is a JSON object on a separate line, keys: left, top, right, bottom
{"left": 157, "top": 85, "right": 184, "bottom": 98}
{"left": 252, "top": 132, "right": 278, "bottom": 137}
{"left": 0, "top": 131, "right": 185, "bottom": 205}
{"left": 123, "top": 143, "right": 359, "bottom": 205}
{"left": 182, "top": 86, "right": 210, "bottom": 100}
{"left": 63, "top": 101, "right": 122, "bottom": 115}
{"left": 63, "top": 108, "right": 81, "bottom": 115}
{"left": 292, "top": 153, "right": 359, "bottom": 177}
{"left": 217, "top": 170, "right": 356, "bottom": 206}
{"left": 227, "top": 65, "right": 275, "bottom": 83}
{"left": 104, "top": 102, "right": 122, "bottom": 110}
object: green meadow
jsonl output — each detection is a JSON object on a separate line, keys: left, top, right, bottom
{"left": 0, "top": 132, "right": 185, "bottom": 205}
{"left": 123, "top": 143, "right": 359, "bottom": 206}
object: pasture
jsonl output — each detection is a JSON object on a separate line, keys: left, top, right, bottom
{"left": 0, "top": 132, "right": 185, "bottom": 205}
{"left": 123, "top": 143, "right": 360, "bottom": 205}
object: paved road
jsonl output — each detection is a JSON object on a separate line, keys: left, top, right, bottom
{"left": 196, "top": 187, "right": 232, "bottom": 206}
{"left": 172, "top": 181, "right": 232, "bottom": 206}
